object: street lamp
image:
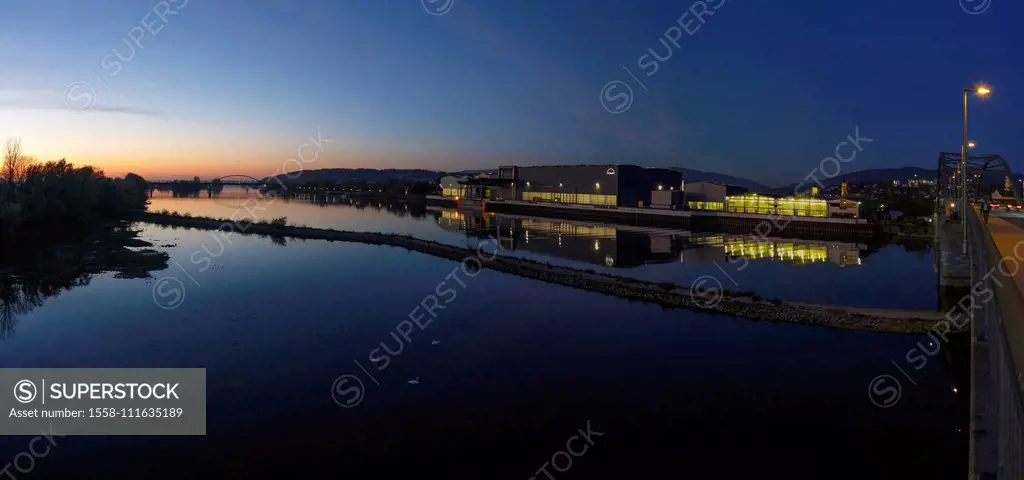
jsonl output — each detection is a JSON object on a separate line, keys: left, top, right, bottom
{"left": 968, "top": 141, "right": 976, "bottom": 149}
{"left": 961, "top": 84, "right": 992, "bottom": 254}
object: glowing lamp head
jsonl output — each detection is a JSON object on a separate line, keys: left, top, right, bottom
{"left": 976, "top": 86, "right": 991, "bottom": 96}
{"left": 968, "top": 141, "right": 976, "bottom": 148}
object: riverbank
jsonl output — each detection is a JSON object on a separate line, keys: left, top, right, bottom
{"left": 134, "top": 211, "right": 948, "bottom": 334}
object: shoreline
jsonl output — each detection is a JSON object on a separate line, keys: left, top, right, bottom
{"left": 133, "top": 212, "right": 949, "bottom": 334}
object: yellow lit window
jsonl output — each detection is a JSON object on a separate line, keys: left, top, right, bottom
{"left": 687, "top": 201, "right": 724, "bottom": 211}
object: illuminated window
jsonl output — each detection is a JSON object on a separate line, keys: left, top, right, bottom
{"left": 687, "top": 201, "right": 724, "bottom": 211}
{"left": 725, "top": 195, "right": 775, "bottom": 215}
{"left": 724, "top": 195, "right": 827, "bottom": 217}
{"left": 522, "top": 191, "right": 616, "bottom": 206}
{"left": 777, "top": 197, "right": 828, "bottom": 217}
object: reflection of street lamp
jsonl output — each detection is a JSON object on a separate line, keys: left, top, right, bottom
{"left": 962, "top": 84, "right": 992, "bottom": 254}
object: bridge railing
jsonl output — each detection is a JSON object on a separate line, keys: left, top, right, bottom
{"left": 969, "top": 208, "right": 1024, "bottom": 479}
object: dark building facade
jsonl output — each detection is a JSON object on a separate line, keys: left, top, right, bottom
{"left": 493, "top": 164, "right": 683, "bottom": 208}
{"left": 684, "top": 181, "right": 749, "bottom": 211}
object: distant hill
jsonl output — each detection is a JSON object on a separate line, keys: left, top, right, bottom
{"left": 275, "top": 166, "right": 771, "bottom": 191}
{"left": 453, "top": 169, "right": 497, "bottom": 175}
{"left": 270, "top": 166, "right": 1022, "bottom": 193}
{"left": 670, "top": 167, "right": 771, "bottom": 192}
{"left": 270, "top": 168, "right": 442, "bottom": 184}
{"left": 269, "top": 168, "right": 510, "bottom": 184}
{"left": 774, "top": 167, "right": 933, "bottom": 192}
{"left": 816, "top": 167, "right": 933, "bottom": 186}
{"left": 775, "top": 166, "right": 1023, "bottom": 192}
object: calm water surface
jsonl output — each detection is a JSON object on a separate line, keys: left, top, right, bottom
{"left": 149, "top": 189, "right": 937, "bottom": 309}
{"left": 0, "top": 201, "right": 965, "bottom": 478}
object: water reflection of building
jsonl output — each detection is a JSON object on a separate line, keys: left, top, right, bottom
{"left": 435, "top": 209, "right": 683, "bottom": 268}
{"left": 686, "top": 234, "right": 863, "bottom": 266}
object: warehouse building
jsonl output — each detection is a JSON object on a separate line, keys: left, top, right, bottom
{"left": 684, "top": 181, "right": 860, "bottom": 219}
{"left": 684, "top": 181, "right": 749, "bottom": 211}
{"left": 492, "top": 164, "right": 683, "bottom": 208}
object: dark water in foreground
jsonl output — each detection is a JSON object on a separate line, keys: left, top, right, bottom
{"left": 0, "top": 216, "right": 966, "bottom": 478}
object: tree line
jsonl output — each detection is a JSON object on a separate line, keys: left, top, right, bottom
{"left": 0, "top": 138, "right": 150, "bottom": 233}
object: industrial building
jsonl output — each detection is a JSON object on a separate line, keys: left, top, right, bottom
{"left": 684, "top": 182, "right": 749, "bottom": 211}
{"left": 438, "top": 168, "right": 860, "bottom": 220}
{"left": 486, "top": 164, "right": 684, "bottom": 208}
{"left": 684, "top": 181, "right": 861, "bottom": 219}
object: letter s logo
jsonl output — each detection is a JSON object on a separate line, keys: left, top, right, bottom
{"left": 14, "top": 380, "right": 37, "bottom": 403}
{"left": 63, "top": 81, "right": 96, "bottom": 113}
{"left": 600, "top": 81, "right": 633, "bottom": 114}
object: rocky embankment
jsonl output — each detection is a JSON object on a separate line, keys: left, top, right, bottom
{"left": 135, "top": 212, "right": 947, "bottom": 334}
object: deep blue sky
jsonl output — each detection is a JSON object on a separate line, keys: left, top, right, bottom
{"left": 0, "top": 0, "right": 1020, "bottom": 186}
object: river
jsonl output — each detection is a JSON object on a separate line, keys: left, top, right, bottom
{"left": 0, "top": 188, "right": 965, "bottom": 478}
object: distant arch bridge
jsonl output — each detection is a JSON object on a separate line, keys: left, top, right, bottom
{"left": 148, "top": 175, "right": 266, "bottom": 187}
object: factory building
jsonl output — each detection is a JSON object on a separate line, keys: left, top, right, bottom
{"left": 685, "top": 182, "right": 749, "bottom": 211}
{"left": 439, "top": 168, "right": 859, "bottom": 219}
{"left": 684, "top": 181, "right": 860, "bottom": 219}
{"left": 438, "top": 175, "right": 466, "bottom": 198}
{"left": 492, "top": 164, "right": 683, "bottom": 208}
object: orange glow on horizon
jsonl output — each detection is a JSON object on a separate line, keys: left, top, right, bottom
{"left": 9, "top": 150, "right": 486, "bottom": 180}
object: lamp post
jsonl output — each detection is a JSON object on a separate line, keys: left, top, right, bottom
{"left": 962, "top": 85, "right": 991, "bottom": 254}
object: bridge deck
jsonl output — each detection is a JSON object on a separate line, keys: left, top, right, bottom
{"left": 983, "top": 213, "right": 1024, "bottom": 374}
{"left": 973, "top": 211, "right": 1024, "bottom": 478}
{"left": 986, "top": 213, "right": 1024, "bottom": 291}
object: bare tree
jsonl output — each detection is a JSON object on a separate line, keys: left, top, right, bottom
{"left": 3, "top": 138, "right": 34, "bottom": 184}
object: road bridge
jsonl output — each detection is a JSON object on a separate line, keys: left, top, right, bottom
{"left": 935, "top": 150, "right": 1024, "bottom": 478}
{"left": 148, "top": 174, "right": 265, "bottom": 187}
{"left": 968, "top": 209, "right": 1024, "bottom": 479}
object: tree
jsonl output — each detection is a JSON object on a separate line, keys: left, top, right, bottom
{"left": 4, "top": 138, "right": 35, "bottom": 189}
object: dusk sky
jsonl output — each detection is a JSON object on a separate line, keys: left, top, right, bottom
{"left": 1, "top": 0, "right": 1021, "bottom": 186}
